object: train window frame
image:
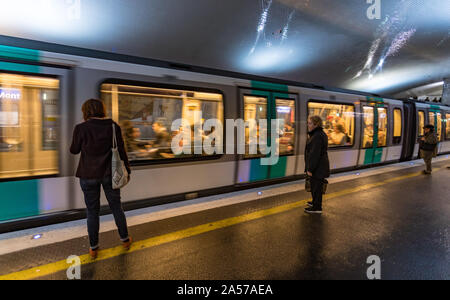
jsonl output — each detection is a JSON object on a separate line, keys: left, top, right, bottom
{"left": 242, "top": 94, "right": 269, "bottom": 160}
{"left": 428, "top": 111, "right": 443, "bottom": 142}
{"left": 361, "top": 106, "right": 375, "bottom": 150}
{"left": 307, "top": 99, "right": 356, "bottom": 150}
{"left": 376, "top": 106, "right": 389, "bottom": 148}
{"left": 392, "top": 108, "right": 402, "bottom": 145}
{"left": 446, "top": 113, "right": 450, "bottom": 141}
{"left": 99, "top": 79, "right": 226, "bottom": 167}
{"left": 436, "top": 112, "right": 443, "bottom": 142}
{"left": 275, "top": 97, "right": 296, "bottom": 158}
{"left": 0, "top": 71, "right": 61, "bottom": 182}
{"left": 417, "top": 110, "right": 425, "bottom": 137}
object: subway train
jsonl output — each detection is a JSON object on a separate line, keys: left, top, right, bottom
{"left": 0, "top": 38, "right": 449, "bottom": 233}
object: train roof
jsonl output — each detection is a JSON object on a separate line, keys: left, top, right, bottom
{"left": 0, "top": 35, "right": 447, "bottom": 108}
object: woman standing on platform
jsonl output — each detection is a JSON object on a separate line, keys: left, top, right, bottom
{"left": 304, "top": 116, "right": 330, "bottom": 214}
{"left": 70, "top": 99, "right": 132, "bottom": 259}
{"left": 419, "top": 124, "right": 438, "bottom": 175}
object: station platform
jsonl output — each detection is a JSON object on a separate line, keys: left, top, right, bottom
{"left": 0, "top": 157, "right": 449, "bottom": 280}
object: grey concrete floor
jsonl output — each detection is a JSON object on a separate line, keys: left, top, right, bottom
{"left": 1, "top": 161, "right": 449, "bottom": 280}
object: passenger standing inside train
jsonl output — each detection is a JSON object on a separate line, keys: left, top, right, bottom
{"left": 305, "top": 116, "right": 330, "bottom": 214}
{"left": 419, "top": 124, "right": 438, "bottom": 175}
{"left": 70, "top": 99, "right": 132, "bottom": 259}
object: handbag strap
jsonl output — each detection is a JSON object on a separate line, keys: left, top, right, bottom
{"left": 112, "top": 123, "right": 118, "bottom": 149}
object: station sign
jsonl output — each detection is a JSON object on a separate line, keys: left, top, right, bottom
{"left": 0, "top": 88, "right": 21, "bottom": 101}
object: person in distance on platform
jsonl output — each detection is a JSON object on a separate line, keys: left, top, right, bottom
{"left": 418, "top": 124, "right": 438, "bottom": 175}
{"left": 304, "top": 116, "right": 331, "bottom": 214}
{"left": 70, "top": 99, "right": 133, "bottom": 259}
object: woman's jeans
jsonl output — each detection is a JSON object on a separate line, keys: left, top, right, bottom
{"left": 80, "top": 176, "right": 129, "bottom": 249}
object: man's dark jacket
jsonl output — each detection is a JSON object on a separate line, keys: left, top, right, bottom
{"left": 305, "top": 126, "right": 331, "bottom": 179}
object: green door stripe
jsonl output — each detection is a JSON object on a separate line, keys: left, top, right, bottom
{"left": 0, "top": 180, "right": 40, "bottom": 222}
{"left": 0, "top": 45, "right": 41, "bottom": 73}
{"left": 0, "top": 61, "right": 40, "bottom": 73}
{"left": 363, "top": 100, "right": 385, "bottom": 165}
{"left": 0, "top": 45, "right": 40, "bottom": 62}
{"left": 269, "top": 91, "right": 289, "bottom": 179}
{"left": 249, "top": 81, "right": 289, "bottom": 182}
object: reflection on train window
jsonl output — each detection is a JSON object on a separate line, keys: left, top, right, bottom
{"left": 0, "top": 73, "right": 59, "bottom": 179}
{"left": 244, "top": 96, "right": 267, "bottom": 158}
{"left": 308, "top": 102, "right": 355, "bottom": 148}
{"left": 446, "top": 114, "right": 450, "bottom": 140}
{"left": 276, "top": 99, "right": 295, "bottom": 155}
{"left": 362, "top": 106, "right": 374, "bottom": 149}
{"left": 418, "top": 111, "right": 425, "bottom": 137}
{"left": 393, "top": 109, "right": 402, "bottom": 145}
{"left": 377, "top": 107, "right": 388, "bottom": 147}
{"left": 101, "top": 83, "right": 223, "bottom": 161}
{"left": 428, "top": 112, "right": 435, "bottom": 127}
{"left": 428, "top": 112, "right": 442, "bottom": 142}
{"left": 436, "top": 113, "right": 442, "bottom": 142}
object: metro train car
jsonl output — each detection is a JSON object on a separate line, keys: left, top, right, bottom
{"left": 0, "top": 39, "right": 449, "bottom": 233}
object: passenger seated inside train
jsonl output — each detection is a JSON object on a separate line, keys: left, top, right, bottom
{"left": 122, "top": 120, "right": 152, "bottom": 159}
{"left": 328, "top": 124, "right": 348, "bottom": 146}
{"left": 149, "top": 120, "right": 173, "bottom": 159}
{"left": 122, "top": 119, "right": 174, "bottom": 160}
{"left": 280, "top": 123, "right": 295, "bottom": 154}
{"left": 363, "top": 124, "right": 374, "bottom": 148}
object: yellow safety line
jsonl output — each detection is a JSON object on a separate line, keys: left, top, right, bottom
{"left": 0, "top": 168, "right": 441, "bottom": 280}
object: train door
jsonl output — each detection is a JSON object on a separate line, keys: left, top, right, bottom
{"left": 385, "top": 104, "right": 404, "bottom": 162}
{"left": 358, "top": 99, "right": 389, "bottom": 166}
{"left": 413, "top": 105, "right": 428, "bottom": 158}
{"left": 400, "top": 102, "right": 416, "bottom": 161}
{"left": 236, "top": 87, "right": 298, "bottom": 184}
{"left": 0, "top": 64, "right": 72, "bottom": 222}
{"left": 442, "top": 109, "right": 450, "bottom": 153}
{"left": 428, "top": 106, "right": 444, "bottom": 153}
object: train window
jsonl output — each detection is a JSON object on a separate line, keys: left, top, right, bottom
{"left": 418, "top": 111, "right": 425, "bottom": 137}
{"left": 428, "top": 112, "right": 442, "bottom": 142}
{"left": 393, "top": 109, "right": 402, "bottom": 145}
{"left": 276, "top": 99, "right": 295, "bottom": 155}
{"left": 244, "top": 96, "right": 267, "bottom": 158}
{"left": 437, "top": 113, "right": 442, "bottom": 142}
{"left": 377, "top": 107, "right": 388, "bottom": 147}
{"left": 308, "top": 102, "right": 355, "bottom": 148}
{"left": 428, "top": 112, "right": 435, "bottom": 127}
{"left": 446, "top": 114, "right": 450, "bottom": 140}
{"left": 0, "top": 73, "right": 59, "bottom": 179}
{"left": 362, "top": 106, "right": 374, "bottom": 149}
{"left": 101, "top": 83, "right": 224, "bottom": 161}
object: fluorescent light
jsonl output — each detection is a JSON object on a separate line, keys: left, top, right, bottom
{"left": 32, "top": 234, "right": 43, "bottom": 240}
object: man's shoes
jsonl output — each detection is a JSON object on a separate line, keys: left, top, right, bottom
{"left": 422, "top": 170, "right": 432, "bottom": 175}
{"left": 307, "top": 201, "right": 313, "bottom": 207}
{"left": 304, "top": 207, "right": 322, "bottom": 214}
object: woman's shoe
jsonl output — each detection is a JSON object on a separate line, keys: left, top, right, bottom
{"left": 89, "top": 247, "right": 99, "bottom": 259}
{"left": 122, "top": 237, "right": 133, "bottom": 251}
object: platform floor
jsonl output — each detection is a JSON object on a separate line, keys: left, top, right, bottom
{"left": 0, "top": 160, "right": 449, "bottom": 280}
